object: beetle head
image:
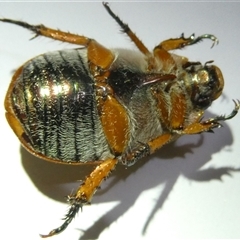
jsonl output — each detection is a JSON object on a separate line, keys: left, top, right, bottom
{"left": 187, "top": 62, "right": 224, "bottom": 109}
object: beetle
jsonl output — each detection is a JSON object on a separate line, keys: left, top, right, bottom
{"left": 1, "top": 2, "right": 239, "bottom": 238}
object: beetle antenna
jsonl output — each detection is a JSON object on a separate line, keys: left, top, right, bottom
{"left": 39, "top": 201, "right": 82, "bottom": 238}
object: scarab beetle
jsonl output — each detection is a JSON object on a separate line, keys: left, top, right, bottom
{"left": 2, "top": 2, "right": 239, "bottom": 238}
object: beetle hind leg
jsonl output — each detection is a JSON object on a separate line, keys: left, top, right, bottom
{"left": 40, "top": 158, "right": 118, "bottom": 238}
{"left": 0, "top": 18, "right": 89, "bottom": 44}
{"left": 0, "top": 18, "right": 115, "bottom": 78}
{"left": 40, "top": 201, "right": 81, "bottom": 238}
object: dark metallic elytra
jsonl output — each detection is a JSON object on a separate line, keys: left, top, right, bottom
{"left": 12, "top": 49, "right": 111, "bottom": 162}
{"left": 2, "top": 2, "right": 239, "bottom": 238}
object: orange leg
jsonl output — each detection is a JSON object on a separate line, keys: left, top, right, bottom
{"left": 151, "top": 88, "right": 170, "bottom": 128}
{"left": 96, "top": 83, "right": 130, "bottom": 155}
{"left": 148, "top": 134, "right": 173, "bottom": 154}
{"left": 153, "top": 33, "right": 218, "bottom": 72}
{"left": 151, "top": 84, "right": 187, "bottom": 131}
{"left": 0, "top": 18, "right": 115, "bottom": 79}
{"left": 170, "top": 90, "right": 187, "bottom": 130}
{"left": 40, "top": 158, "right": 118, "bottom": 238}
{"left": 156, "top": 33, "right": 218, "bottom": 52}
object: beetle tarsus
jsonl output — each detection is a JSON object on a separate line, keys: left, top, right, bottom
{"left": 103, "top": 1, "right": 150, "bottom": 56}
{"left": 103, "top": 2, "right": 129, "bottom": 33}
{"left": 187, "top": 33, "right": 219, "bottom": 48}
{"left": 202, "top": 99, "right": 240, "bottom": 129}
{"left": 0, "top": 18, "right": 43, "bottom": 37}
{"left": 214, "top": 99, "right": 240, "bottom": 121}
{"left": 40, "top": 201, "right": 82, "bottom": 238}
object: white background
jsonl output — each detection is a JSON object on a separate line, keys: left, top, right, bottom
{"left": 0, "top": 1, "right": 240, "bottom": 240}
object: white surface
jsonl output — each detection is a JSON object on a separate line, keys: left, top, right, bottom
{"left": 0, "top": 2, "right": 240, "bottom": 240}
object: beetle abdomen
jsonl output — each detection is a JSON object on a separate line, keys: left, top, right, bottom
{"left": 11, "top": 49, "right": 111, "bottom": 162}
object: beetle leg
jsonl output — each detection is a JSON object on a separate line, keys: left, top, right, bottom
{"left": 0, "top": 18, "right": 91, "bottom": 44}
{"left": 169, "top": 90, "right": 187, "bottom": 130}
{"left": 121, "top": 142, "right": 150, "bottom": 166}
{"left": 153, "top": 33, "right": 218, "bottom": 72}
{"left": 152, "top": 85, "right": 188, "bottom": 130}
{"left": 182, "top": 119, "right": 220, "bottom": 135}
{"left": 40, "top": 158, "right": 118, "bottom": 238}
{"left": 156, "top": 33, "right": 218, "bottom": 52}
{"left": 103, "top": 2, "right": 151, "bottom": 57}
{"left": 182, "top": 100, "right": 240, "bottom": 134}
{"left": 145, "top": 100, "right": 240, "bottom": 154}
{"left": 102, "top": 2, "right": 158, "bottom": 72}
{"left": 0, "top": 18, "right": 115, "bottom": 79}
{"left": 121, "top": 134, "right": 173, "bottom": 166}
{"left": 96, "top": 83, "right": 130, "bottom": 155}
{"left": 148, "top": 134, "right": 173, "bottom": 154}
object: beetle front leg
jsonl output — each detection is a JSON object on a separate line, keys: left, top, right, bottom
{"left": 40, "top": 158, "right": 118, "bottom": 238}
{"left": 156, "top": 33, "right": 218, "bottom": 52}
{"left": 153, "top": 33, "right": 218, "bottom": 72}
{"left": 0, "top": 18, "right": 115, "bottom": 79}
{"left": 183, "top": 100, "right": 240, "bottom": 134}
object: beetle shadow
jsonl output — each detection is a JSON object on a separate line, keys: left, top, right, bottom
{"left": 21, "top": 112, "right": 239, "bottom": 239}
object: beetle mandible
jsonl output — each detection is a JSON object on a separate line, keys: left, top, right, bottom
{"left": 1, "top": 2, "right": 239, "bottom": 238}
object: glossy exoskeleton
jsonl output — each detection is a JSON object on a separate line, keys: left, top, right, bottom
{"left": 2, "top": 2, "right": 239, "bottom": 238}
